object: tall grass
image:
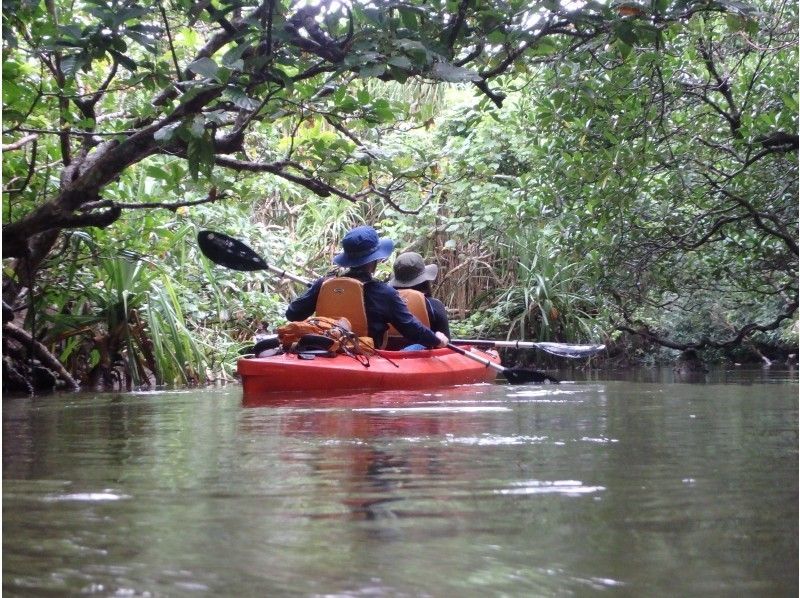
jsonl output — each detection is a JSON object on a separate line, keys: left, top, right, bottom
{"left": 145, "top": 278, "right": 210, "bottom": 386}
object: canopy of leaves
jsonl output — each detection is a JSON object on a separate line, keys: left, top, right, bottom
{"left": 2, "top": 0, "right": 796, "bottom": 391}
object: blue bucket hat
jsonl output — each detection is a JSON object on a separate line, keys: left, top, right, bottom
{"left": 333, "top": 226, "right": 394, "bottom": 268}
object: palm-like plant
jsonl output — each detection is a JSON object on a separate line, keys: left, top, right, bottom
{"left": 33, "top": 225, "right": 219, "bottom": 389}
{"left": 496, "top": 227, "right": 602, "bottom": 342}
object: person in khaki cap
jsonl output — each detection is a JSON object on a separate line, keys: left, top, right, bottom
{"left": 388, "top": 252, "right": 451, "bottom": 350}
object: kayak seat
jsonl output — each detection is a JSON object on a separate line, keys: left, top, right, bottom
{"left": 315, "top": 277, "right": 370, "bottom": 338}
{"left": 386, "top": 288, "right": 430, "bottom": 344}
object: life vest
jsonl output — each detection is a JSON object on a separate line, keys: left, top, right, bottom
{"left": 314, "top": 277, "right": 370, "bottom": 338}
{"left": 387, "top": 288, "right": 430, "bottom": 340}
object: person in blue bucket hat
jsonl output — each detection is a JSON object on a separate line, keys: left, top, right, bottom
{"left": 286, "top": 226, "right": 449, "bottom": 349}
{"left": 333, "top": 225, "right": 395, "bottom": 268}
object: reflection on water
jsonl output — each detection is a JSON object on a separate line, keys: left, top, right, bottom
{"left": 3, "top": 370, "right": 798, "bottom": 596}
{"left": 565, "top": 365, "right": 799, "bottom": 385}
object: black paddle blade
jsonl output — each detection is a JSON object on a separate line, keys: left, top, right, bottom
{"left": 240, "top": 335, "right": 281, "bottom": 355}
{"left": 502, "top": 368, "right": 560, "bottom": 384}
{"left": 197, "top": 230, "right": 268, "bottom": 271}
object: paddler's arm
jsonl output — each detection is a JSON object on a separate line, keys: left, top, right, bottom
{"left": 386, "top": 288, "right": 447, "bottom": 348}
{"left": 285, "top": 278, "right": 323, "bottom": 321}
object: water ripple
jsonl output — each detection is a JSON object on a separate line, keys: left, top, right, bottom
{"left": 579, "top": 436, "right": 619, "bottom": 443}
{"left": 443, "top": 434, "right": 550, "bottom": 446}
{"left": 496, "top": 480, "right": 606, "bottom": 496}
{"left": 353, "top": 406, "right": 511, "bottom": 414}
{"left": 42, "top": 491, "right": 130, "bottom": 502}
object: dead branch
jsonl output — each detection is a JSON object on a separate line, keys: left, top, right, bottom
{"left": 3, "top": 322, "right": 80, "bottom": 389}
{"left": 2, "top": 134, "right": 38, "bottom": 152}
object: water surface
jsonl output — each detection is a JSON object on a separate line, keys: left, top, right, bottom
{"left": 4, "top": 368, "right": 798, "bottom": 596}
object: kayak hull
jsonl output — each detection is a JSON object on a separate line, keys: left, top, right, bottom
{"left": 237, "top": 346, "right": 499, "bottom": 394}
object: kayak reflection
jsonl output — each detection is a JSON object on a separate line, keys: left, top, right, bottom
{"left": 242, "top": 388, "right": 498, "bottom": 520}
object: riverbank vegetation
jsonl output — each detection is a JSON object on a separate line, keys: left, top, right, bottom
{"left": 3, "top": 0, "right": 797, "bottom": 393}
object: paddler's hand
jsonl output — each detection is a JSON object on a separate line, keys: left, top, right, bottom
{"left": 435, "top": 331, "right": 449, "bottom": 348}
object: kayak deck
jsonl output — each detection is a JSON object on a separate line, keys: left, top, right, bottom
{"left": 237, "top": 346, "right": 500, "bottom": 393}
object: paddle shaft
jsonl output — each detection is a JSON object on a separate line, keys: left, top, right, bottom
{"left": 263, "top": 264, "right": 310, "bottom": 286}
{"left": 446, "top": 343, "right": 559, "bottom": 384}
{"left": 451, "top": 339, "right": 605, "bottom": 358}
{"left": 446, "top": 343, "right": 505, "bottom": 375}
{"left": 454, "top": 339, "right": 572, "bottom": 349}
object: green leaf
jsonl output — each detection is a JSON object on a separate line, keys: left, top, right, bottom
{"left": 333, "top": 85, "right": 347, "bottom": 104}
{"left": 56, "top": 24, "right": 83, "bottom": 43}
{"left": 398, "top": 8, "right": 418, "bottom": 29}
{"left": 614, "top": 21, "right": 638, "bottom": 46}
{"left": 781, "top": 93, "right": 798, "bottom": 112}
{"left": 337, "top": 95, "right": 359, "bottom": 112}
{"left": 215, "top": 66, "right": 232, "bottom": 84}
{"left": 652, "top": 0, "right": 669, "bottom": 12}
{"left": 637, "top": 51, "right": 660, "bottom": 66}
{"left": 430, "top": 62, "right": 481, "bottom": 82}
{"left": 388, "top": 66, "right": 409, "bottom": 83}
{"left": 2, "top": 81, "right": 23, "bottom": 105}
{"left": 2, "top": 110, "right": 25, "bottom": 126}
{"left": 60, "top": 54, "right": 84, "bottom": 77}
{"left": 388, "top": 55, "right": 413, "bottom": 69}
{"left": 109, "top": 49, "right": 137, "bottom": 72}
{"left": 359, "top": 63, "right": 386, "bottom": 78}
{"left": 224, "top": 86, "right": 261, "bottom": 110}
{"left": 397, "top": 38, "right": 427, "bottom": 52}
{"left": 109, "top": 35, "right": 127, "bottom": 53}
{"left": 204, "top": 109, "right": 228, "bottom": 124}
{"left": 603, "top": 129, "right": 619, "bottom": 144}
{"left": 145, "top": 165, "right": 171, "bottom": 181}
{"left": 113, "top": 5, "right": 149, "bottom": 26}
{"left": 124, "top": 29, "right": 157, "bottom": 53}
{"left": 531, "top": 38, "right": 559, "bottom": 56}
{"left": 361, "top": 7, "right": 383, "bottom": 25}
{"left": 188, "top": 114, "right": 205, "bottom": 138}
{"left": 487, "top": 30, "right": 506, "bottom": 44}
{"left": 221, "top": 42, "right": 250, "bottom": 66}
{"left": 187, "top": 134, "right": 214, "bottom": 180}
{"left": 634, "top": 23, "right": 660, "bottom": 45}
{"left": 188, "top": 57, "right": 219, "bottom": 79}
{"left": 371, "top": 99, "right": 395, "bottom": 122}
{"left": 344, "top": 51, "right": 383, "bottom": 68}
{"left": 153, "top": 122, "right": 179, "bottom": 142}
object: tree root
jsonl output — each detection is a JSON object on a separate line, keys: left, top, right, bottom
{"left": 3, "top": 323, "right": 79, "bottom": 390}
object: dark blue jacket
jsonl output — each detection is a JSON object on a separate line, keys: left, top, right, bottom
{"left": 285, "top": 272, "right": 441, "bottom": 348}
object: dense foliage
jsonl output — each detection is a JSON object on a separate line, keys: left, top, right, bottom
{"left": 2, "top": 0, "right": 797, "bottom": 392}
{"left": 428, "top": 0, "right": 798, "bottom": 359}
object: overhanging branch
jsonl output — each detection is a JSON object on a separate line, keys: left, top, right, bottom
{"left": 80, "top": 187, "right": 227, "bottom": 213}
{"left": 213, "top": 155, "right": 357, "bottom": 201}
{"left": 616, "top": 300, "right": 798, "bottom": 351}
{"left": 2, "top": 134, "right": 38, "bottom": 151}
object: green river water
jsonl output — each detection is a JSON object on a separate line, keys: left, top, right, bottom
{"left": 3, "top": 368, "right": 798, "bottom": 596}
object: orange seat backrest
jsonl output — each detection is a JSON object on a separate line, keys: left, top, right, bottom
{"left": 387, "top": 288, "right": 430, "bottom": 338}
{"left": 315, "top": 277, "right": 369, "bottom": 338}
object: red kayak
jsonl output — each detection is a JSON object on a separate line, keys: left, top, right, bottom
{"left": 237, "top": 346, "right": 500, "bottom": 393}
